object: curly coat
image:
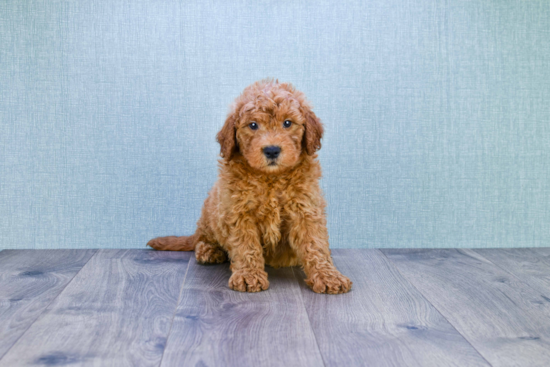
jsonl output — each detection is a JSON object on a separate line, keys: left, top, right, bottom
{"left": 148, "top": 79, "right": 352, "bottom": 294}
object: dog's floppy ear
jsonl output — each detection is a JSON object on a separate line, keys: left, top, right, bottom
{"left": 302, "top": 110, "right": 324, "bottom": 155}
{"left": 216, "top": 112, "right": 238, "bottom": 160}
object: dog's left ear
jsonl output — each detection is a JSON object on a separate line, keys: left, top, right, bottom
{"left": 216, "top": 112, "right": 238, "bottom": 160}
{"left": 302, "top": 109, "right": 324, "bottom": 155}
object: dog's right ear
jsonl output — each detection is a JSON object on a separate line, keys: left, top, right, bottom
{"left": 216, "top": 112, "right": 238, "bottom": 160}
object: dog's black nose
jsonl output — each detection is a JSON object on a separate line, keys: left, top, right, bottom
{"left": 263, "top": 146, "right": 281, "bottom": 159}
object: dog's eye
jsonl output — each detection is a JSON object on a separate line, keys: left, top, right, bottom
{"left": 283, "top": 120, "right": 292, "bottom": 128}
{"left": 249, "top": 122, "right": 259, "bottom": 130}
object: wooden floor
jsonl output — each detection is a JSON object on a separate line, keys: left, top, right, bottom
{"left": 1, "top": 249, "right": 550, "bottom": 366}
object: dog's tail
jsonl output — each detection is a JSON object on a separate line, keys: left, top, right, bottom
{"left": 147, "top": 234, "right": 197, "bottom": 251}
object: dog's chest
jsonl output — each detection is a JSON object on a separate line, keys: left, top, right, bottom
{"left": 254, "top": 185, "right": 291, "bottom": 248}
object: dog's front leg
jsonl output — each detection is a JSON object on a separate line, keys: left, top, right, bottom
{"left": 287, "top": 203, "right": 352, "bottom": 294}
{"left": 225, "top": 215, "right": 269, "bottom": 292}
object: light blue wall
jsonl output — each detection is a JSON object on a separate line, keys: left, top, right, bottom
{"left": 1, "top": 0, "right": 549, "bottom": 249}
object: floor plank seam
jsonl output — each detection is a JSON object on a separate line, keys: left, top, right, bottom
{"left": 0, "top": 249, "right": 99, "bottom": 363}
{"left": 291, "top": 266, "right": 327, "bottom": 367}
{"left": 157, "top": 255, "right": 193, "bottom": 367}
{"left": 378, "top": 249, "right": 494, "bottom": 367}
{"left": 471, "top": 249, "right": 550, "bottom": 301}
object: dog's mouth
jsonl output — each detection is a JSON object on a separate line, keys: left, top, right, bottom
{"left": 266, "top": 156, "right": 281, "bottom": 167}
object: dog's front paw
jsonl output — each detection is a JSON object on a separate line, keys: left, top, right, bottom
{"left": 306, "top": 268, "right": 352, "bottom": 294}
{"left": 228, "top": 268, "right": 269, "bottom": 293}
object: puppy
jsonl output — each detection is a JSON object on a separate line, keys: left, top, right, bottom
{"left": 148, "top": 79, "right": 351, "bottom": 294}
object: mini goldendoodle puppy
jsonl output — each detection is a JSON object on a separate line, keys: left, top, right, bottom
{"left": 148, "top": 79, "right": 352, "bottom": 294}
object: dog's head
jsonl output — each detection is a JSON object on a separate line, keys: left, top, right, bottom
{"left": 216, "top": 79, "right": 323, "bottom": 173}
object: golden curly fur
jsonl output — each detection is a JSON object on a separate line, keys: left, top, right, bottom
{"left": 148, "top": 79, "right": 352, "bottom": 294}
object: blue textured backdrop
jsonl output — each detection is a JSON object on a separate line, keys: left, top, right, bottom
{"left": 1, "top": 0, "right": 549, "bottom": 249}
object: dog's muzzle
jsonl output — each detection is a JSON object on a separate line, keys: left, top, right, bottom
{"left": 263, "top": 146, "right": 281, "bottom": 160}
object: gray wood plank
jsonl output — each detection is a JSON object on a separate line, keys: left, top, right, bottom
{"left": 0, "top": 249, "right": 96, "bottom": 360}
{"left": 383, "top": 249, "right": 550, "bottom": 367}
{"left": 0, "top": 249, "right": 191, "bottom": 367}
{"left": 532, "top": 247, "right": 550, "bottom": 267}
{"left": 160, "top": 260, "right": 324, "bottom": 367}
{"left": 298, "top": 249, "right": 489, "bottom": 367}
{"left": 474, "top": 248, "right": 550, "bottom": 297}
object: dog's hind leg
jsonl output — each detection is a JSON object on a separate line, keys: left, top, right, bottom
{"left": 195, "top": 241, "right": 228, "bottom": 264}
